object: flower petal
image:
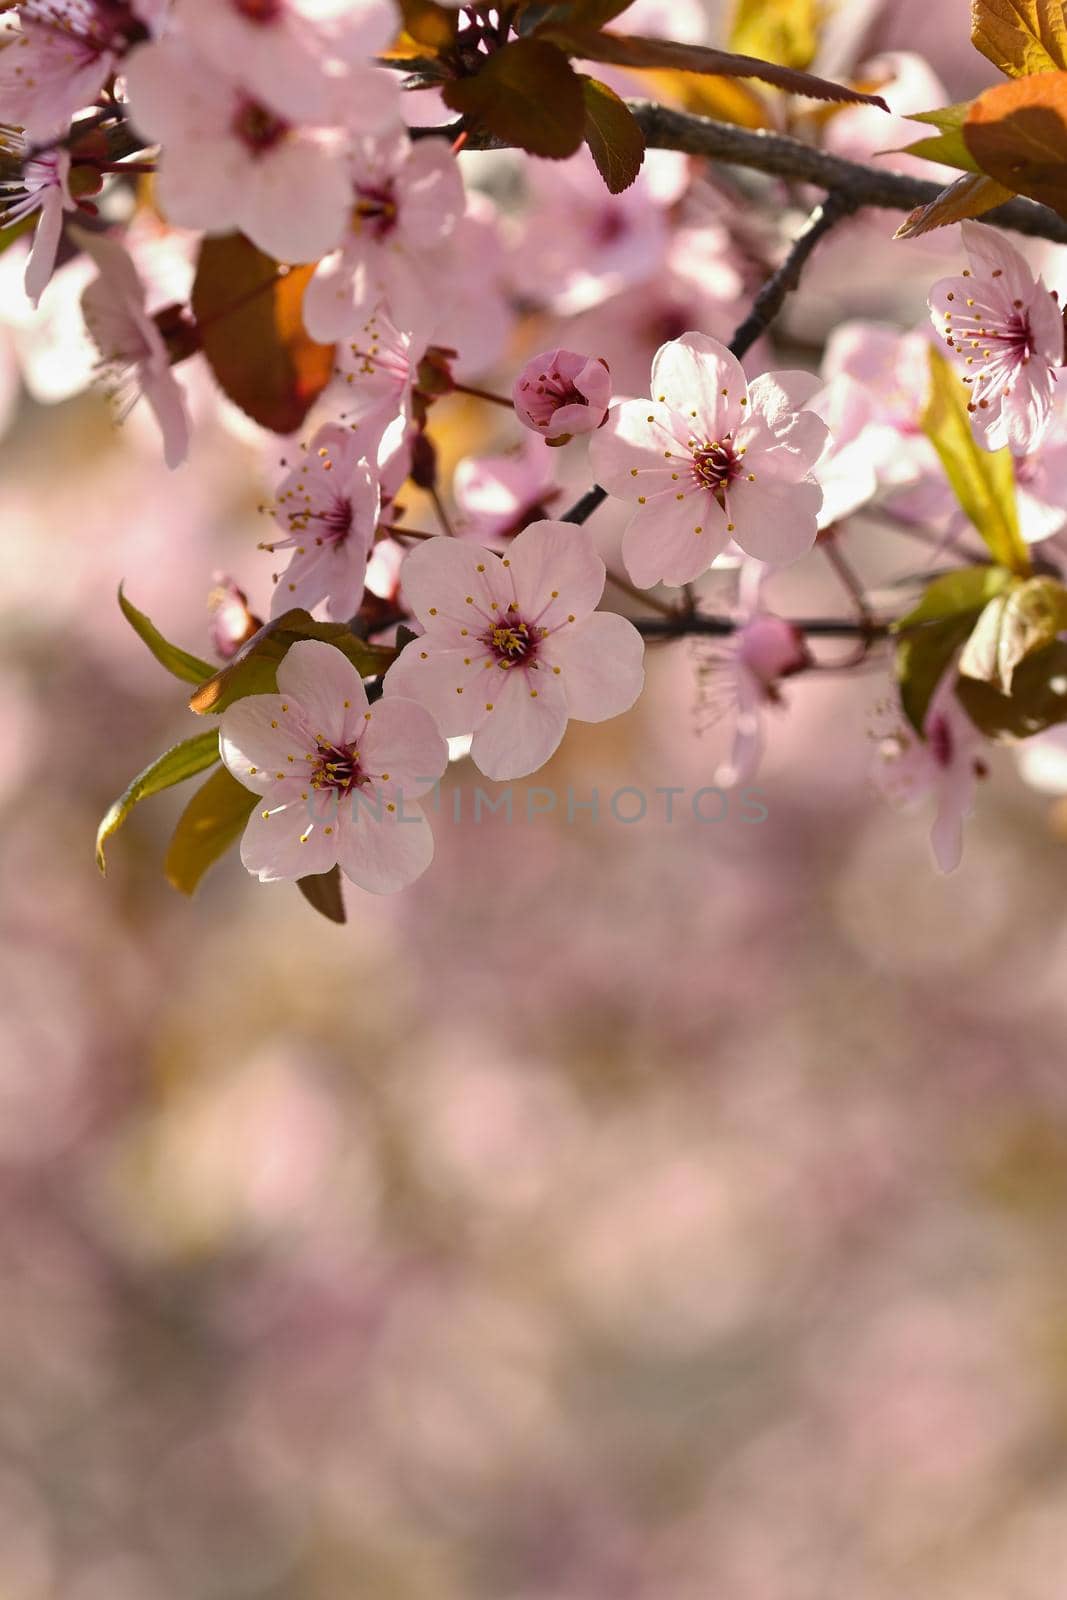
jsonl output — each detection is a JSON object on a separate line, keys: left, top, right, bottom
{"left": 589, "top": 400, "right": 691, "bottom": 499}
{"left": 547, "top": 610, "right": 645, "bottom": 723}
{"left": 506, "top": 519, "right": 605, "bottom": 629}
{"left": 336, "top": 800, "right": 435, "bottom": 893}
{"left": 621, "top": 490, "right": 729, "bottom": 588}
{"left": 469, "top": 665, "right": 569, "bottom": 780}
{"left": 726, "top": 476, "right": 821, "bottom": 564}
{"left": 220, "top": 694, "right": 311, "bottom": 793}
{"left": 240, "top": 779, "right": 340, "bottom": 880}
{"left": 276, "top": 640, "right": 367, "bottom": 745}
{"left": 359, "top": 695, "right": 449, "bottom": 798}
{"left": 650, "top": 332, "right": 746, "bottom": 437}
{"left": 398, "top": 535, "right": 511, "bottom": 630}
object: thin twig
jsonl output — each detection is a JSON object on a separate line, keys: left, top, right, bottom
{"left": 604, "top": 569, "right": 677, "bottom": 618}
{"left": 729, "top": 193, "right": 854, "bottom": 359}
{"left": 428, "top": 485, "right": 455, "bottom": 537}
{"left": 560, "top": 485, "right": 608, "bottom": 525}
{"left": 635, "top": 613, "right": 890, "bottom": 641}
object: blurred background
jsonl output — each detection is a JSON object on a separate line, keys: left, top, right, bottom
{"left": 7, "top": 3, "right": 1067, "bottom": 1597}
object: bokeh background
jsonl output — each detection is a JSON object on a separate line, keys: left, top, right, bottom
{"left": 7, "top": 3, "right": 1067, "bottom": 1597}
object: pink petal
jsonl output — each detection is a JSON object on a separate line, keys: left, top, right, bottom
{"left": 359, "top": 695, "right": 449, "bottom": 798}
{"left": 242, "top": 140, "right": 350, "bottom": 265}
{"left": 546, "top": 610, "right": 645, "bottom": 722}
{"left": 507, "top": 519, "right": 605, "bottom": 628}
{"left": 469, "top": 666, "right": 569, "bottom": 780}
{"left": 398, "top": 535, "right": 511, "bottom": 630}
{"left": 621, "top": 490, "right": 729, "bottom": 588}
{"left": 726, "top": 476, "right": 821, "bottom": 564}
{"left": 142, "top": 367, "right": 191, "bottom": 470}
{"left": 24, "top": 190, "right": 63, "bottom": 307}
{"left": 650, "top": 332, "right": 746, "bottom": 437}
{"left": 746, "top": 370, "right": 822, "bottom": 427}
{"left": 220, "top": 694, "right": 313, "bottom": 794}
{"left": 276, "top": 640, "right": 367, "bottom": 744}
{"left": 240, "top": 780, "right": 340, "bottom": 881}
{"left": 395, "top": 139, "right": 465, "bottom": 249}
{"left": 588, "top": 400, "right": 692, "bottom": 498}
{"left": 336, "top": 801, "right": 435, "bottom": 893}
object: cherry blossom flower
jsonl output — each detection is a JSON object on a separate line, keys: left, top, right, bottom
{"left": 302, "top": 126, "right": 465, "bottom": 342}
{"left": 221, "top": 640, "right": 448, "bottom": 892}
{"left": 699, "top": 596, "right": 812, "bottom": 788}
{"left": 262, "top": 422, "right": 380, "bottom": 621}
{"left": 929, "top": 221, "right": 1063, "bottom": 455}
{"left": 385, "top": 520, "right": 645, "bottom": 781}
{"left": 873, "top": 673, "right": 986, "bottom": 874}
{"left": 74, "top": 224, "right": 191, "bottom": 467}
{"left": 453, "top": 437, "right": 559, "bottom": 548}
{"left": 1, "top": 141, "right": 77, "bottom": 306}
{"left": 513, "top": 349, "right": 612, "bottom": 447}
{"left": 208, "top": 574, "right": 261, "bottom": 660}
{"left": 176, "top": 0, "right": 399, "bottom": 126}
{"left": 334, "top": 303, "right": 429, "bottom": 452}
{"left": 590, "top": 332, "right": 829, "bottom": 587}
{"left": 123, "top": 35, "right": 351, "bottom": 264}
{"left": 0, "top": 0, "right": 161, "bottom": 142}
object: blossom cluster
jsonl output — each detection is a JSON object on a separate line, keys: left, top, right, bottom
{"left": 5, "top": 2, "right": 1067, "bottom": 906}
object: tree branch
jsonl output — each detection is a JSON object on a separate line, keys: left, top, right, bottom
{"left": 412, "top": 101, "right": 1067, "bottom": 247}
{"left": 635, "top": 614, "right": 890, "bottom": 641}
{"left": 729, "top": 193, "right": 853, "bottom": 359}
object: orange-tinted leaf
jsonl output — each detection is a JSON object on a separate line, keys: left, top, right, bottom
{"left": 581, "top": 75, "right": 645, "bottom": 191}
{"left": 192, "top": 233, "right": 335, "bottom": 434}
{"left": 630, "top": 65, "right": 770, "bottom": 128}
{"left": 395, "top": 0, "right": 458, "bottom": 51}
{"left": 443, "top": 37, "right": 586, "bottom": 158}
{"left": 534, "top": 25, "right": 889, "bottom": 106}
{"left": 894, "top": 171, "right": 1015, "bottom": 237}
{"left": 190, "top": 609, "right": 394, "bottom": 715}
{"left": 964, "top": 71, "right": 1067, "bottom": 217}
{"left": 970, "top": 0, "right": 1067, "bottom": 78}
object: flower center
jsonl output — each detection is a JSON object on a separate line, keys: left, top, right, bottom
{"left": 234, "top": 0, "right": 283, "bottom": 20}
{"left": 309, "top": 738, "right": 366, "bottom": 795}
{"left": 354, "top": 184, "right": 398, "bottom": 240}
{"left": 483, "top": 613, "right": 539, "bottom": 668}
{"left": 692, "top": 439, "right": 741, "bottom": 492}
{"left": 232, "top": 98, "right": 289, "bottom": 155}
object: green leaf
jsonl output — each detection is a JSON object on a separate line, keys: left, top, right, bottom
{"left": 118, "top": 585, "right": 216, "bottom": 686}
{"left": 164, "top": 766, "right": 257, "bottom": 895}
{"left": 96, "top": 729, "right": 221, "bottom": 873}
{"left": 957, "top": 639, "right": 1067, "bottom": 737}
{"left": 581, "top": 75, "right": 645, "bottom": 192}
{"left": 893, "top": 564, "right": 1014, "bottom": 733}
{"left": 920, "top": 346, "right": 1030, "bottom": 576}
{"left": 443, "top": 37, "right": 587, "bottom": 158}
{"left": 971, "top": 0, "right": 1067, "bottom": 78}
{"left": 728, "top": 0, "right": 819, "bottom": 71}
{"left": 297, "top": 865, "right": 347, "bottom": 924}
{"left": 896, "top": 102, "right": 981, "bottom": 172}
{"left": 532, "top": 25, "right": 890, "bottom": 107}
{"left": 959, "top": 575, "right": 1067, "bottom": 691}
{"left": 192, "top": 234, "right": 336, "bottom": 434}
{"left": 189, "top": 609, "right": 396, "bottom": 715}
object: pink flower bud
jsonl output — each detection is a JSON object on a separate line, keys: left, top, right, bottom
{"left": 736, "top": 614, "right": 810, "bottom": 696}
{"left": 208, "top": 575, "right": 261, "bottom": 661}
{"left": 513, "top": 349, "right": 611, "bottom": 447}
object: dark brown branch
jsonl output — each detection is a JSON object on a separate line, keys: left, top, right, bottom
{"left": 635, "top": 614, "right": 890, "bottom": 641}
{"left": 411, "top": 101, "right": 1067, "bottom": 247}
{"left": 729, "top": 194, "right": 853, "bottom": 358}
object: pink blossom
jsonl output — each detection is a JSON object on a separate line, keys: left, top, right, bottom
{"left": 123, "top": 36, "right": 351, "bottom": 264}
{"left": 929, "top": 221, "right": 1063, "bottom": 454}
{"left": 0, "top": 1, "right": 160, "bottom": 142}
{"left": 874, "top": 673, "right": 986, "bottom": 874}
{"left": 262, "top": 422, "right": 380, "bottom": 621}
{"left": 453, "top": 436, "right": 559, "bottom": 548}
{"left": 513, "top": 349, "right": 611, "bottom": 447}
{"left": 710, "top": 611, "right": 812, "bottom": 788}
{"left": 221, "top": 639, "right": 447, "bottom": 892}
{"left": 0, "top": 142, "right": 77, "bottom": 306}
{"left": 208, "top": 575, "right": 260, "bottom": 660}
{"left": 302, "top": 127, "right": 465, "bottom": 341}
{"left": 385, "top": 520, "right": 645, "bottom": 780}
{"left": 590, "top": 332, "right": 829, "bottom": 587}
{"left": 74, "top": 225, "right": 191, "bottom": 468}
{"left": 334, "top": 303, "right": 428, "bottom": 451}
{"left": 176, "top": 0, "right": 399, "bottom": 126}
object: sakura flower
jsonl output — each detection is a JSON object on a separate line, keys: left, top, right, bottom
{"left": 453, "top": 436, "right": 559, "bottom": 547}
{"left": 590, "top": 332, "right": 829, "bottom": 587}
{"left": 262, "top": 422, "right": 380, "bottom": 621}
{"left": 221, "top": 640, "right": 448, "bottom": 892}
{"left": 176, "top": 0, "right": 399, "bottom": 126}
{"left": 873, "top": 673, "right": 987, "bottom": 874}
{"left": 1, "top": 141, "right": 77, "bottom": 306}
{"left": 929, "top": 221, "right": 1063, "bottom": 454}
{"left": 302, "top": 125, "right": 465, "bottom": 342}
{"left": 385, "top": 520, "right": 645, "bottom": 781}
{"left": 513, "top": 349, "right": 611, "bottom": 447}
{"left": 74, "top": 224, "right": 191, "bottom": 467}
{"left": 123, "top": 36, "right": 351, "bottom": 263}
{"left": 208, "top": 574, "right": 261, "bottom": 660}
{"left": 0, "top": 0, "right": 160, "bottom": 142}
{"left": 699, "top": 601, "right": 812, "bottom": 789}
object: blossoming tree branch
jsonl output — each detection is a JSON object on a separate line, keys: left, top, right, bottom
{"left": 6, "top": 0, "right": 1067, "bottom": 917}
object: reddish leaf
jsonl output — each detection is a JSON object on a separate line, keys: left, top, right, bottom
{"left": 192, "top": 233, "right": 335, "bottom": 434}
{"left": 581, "top": 75, "right": 645, "bottom": 191}
{"left": 534, "top": 26, "right": 890, "bottom": 106}
{"left": 894, "top": 171, "right": 1015, "bottom": 238}
{"left": 964, "top": 71, "right": 1067, "bottom": 217}
{"left": 297, "top": 866, "right": 347, "bottom": 924}
{"left": 443, "top": 37, "right": 587, "bottom": 158}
